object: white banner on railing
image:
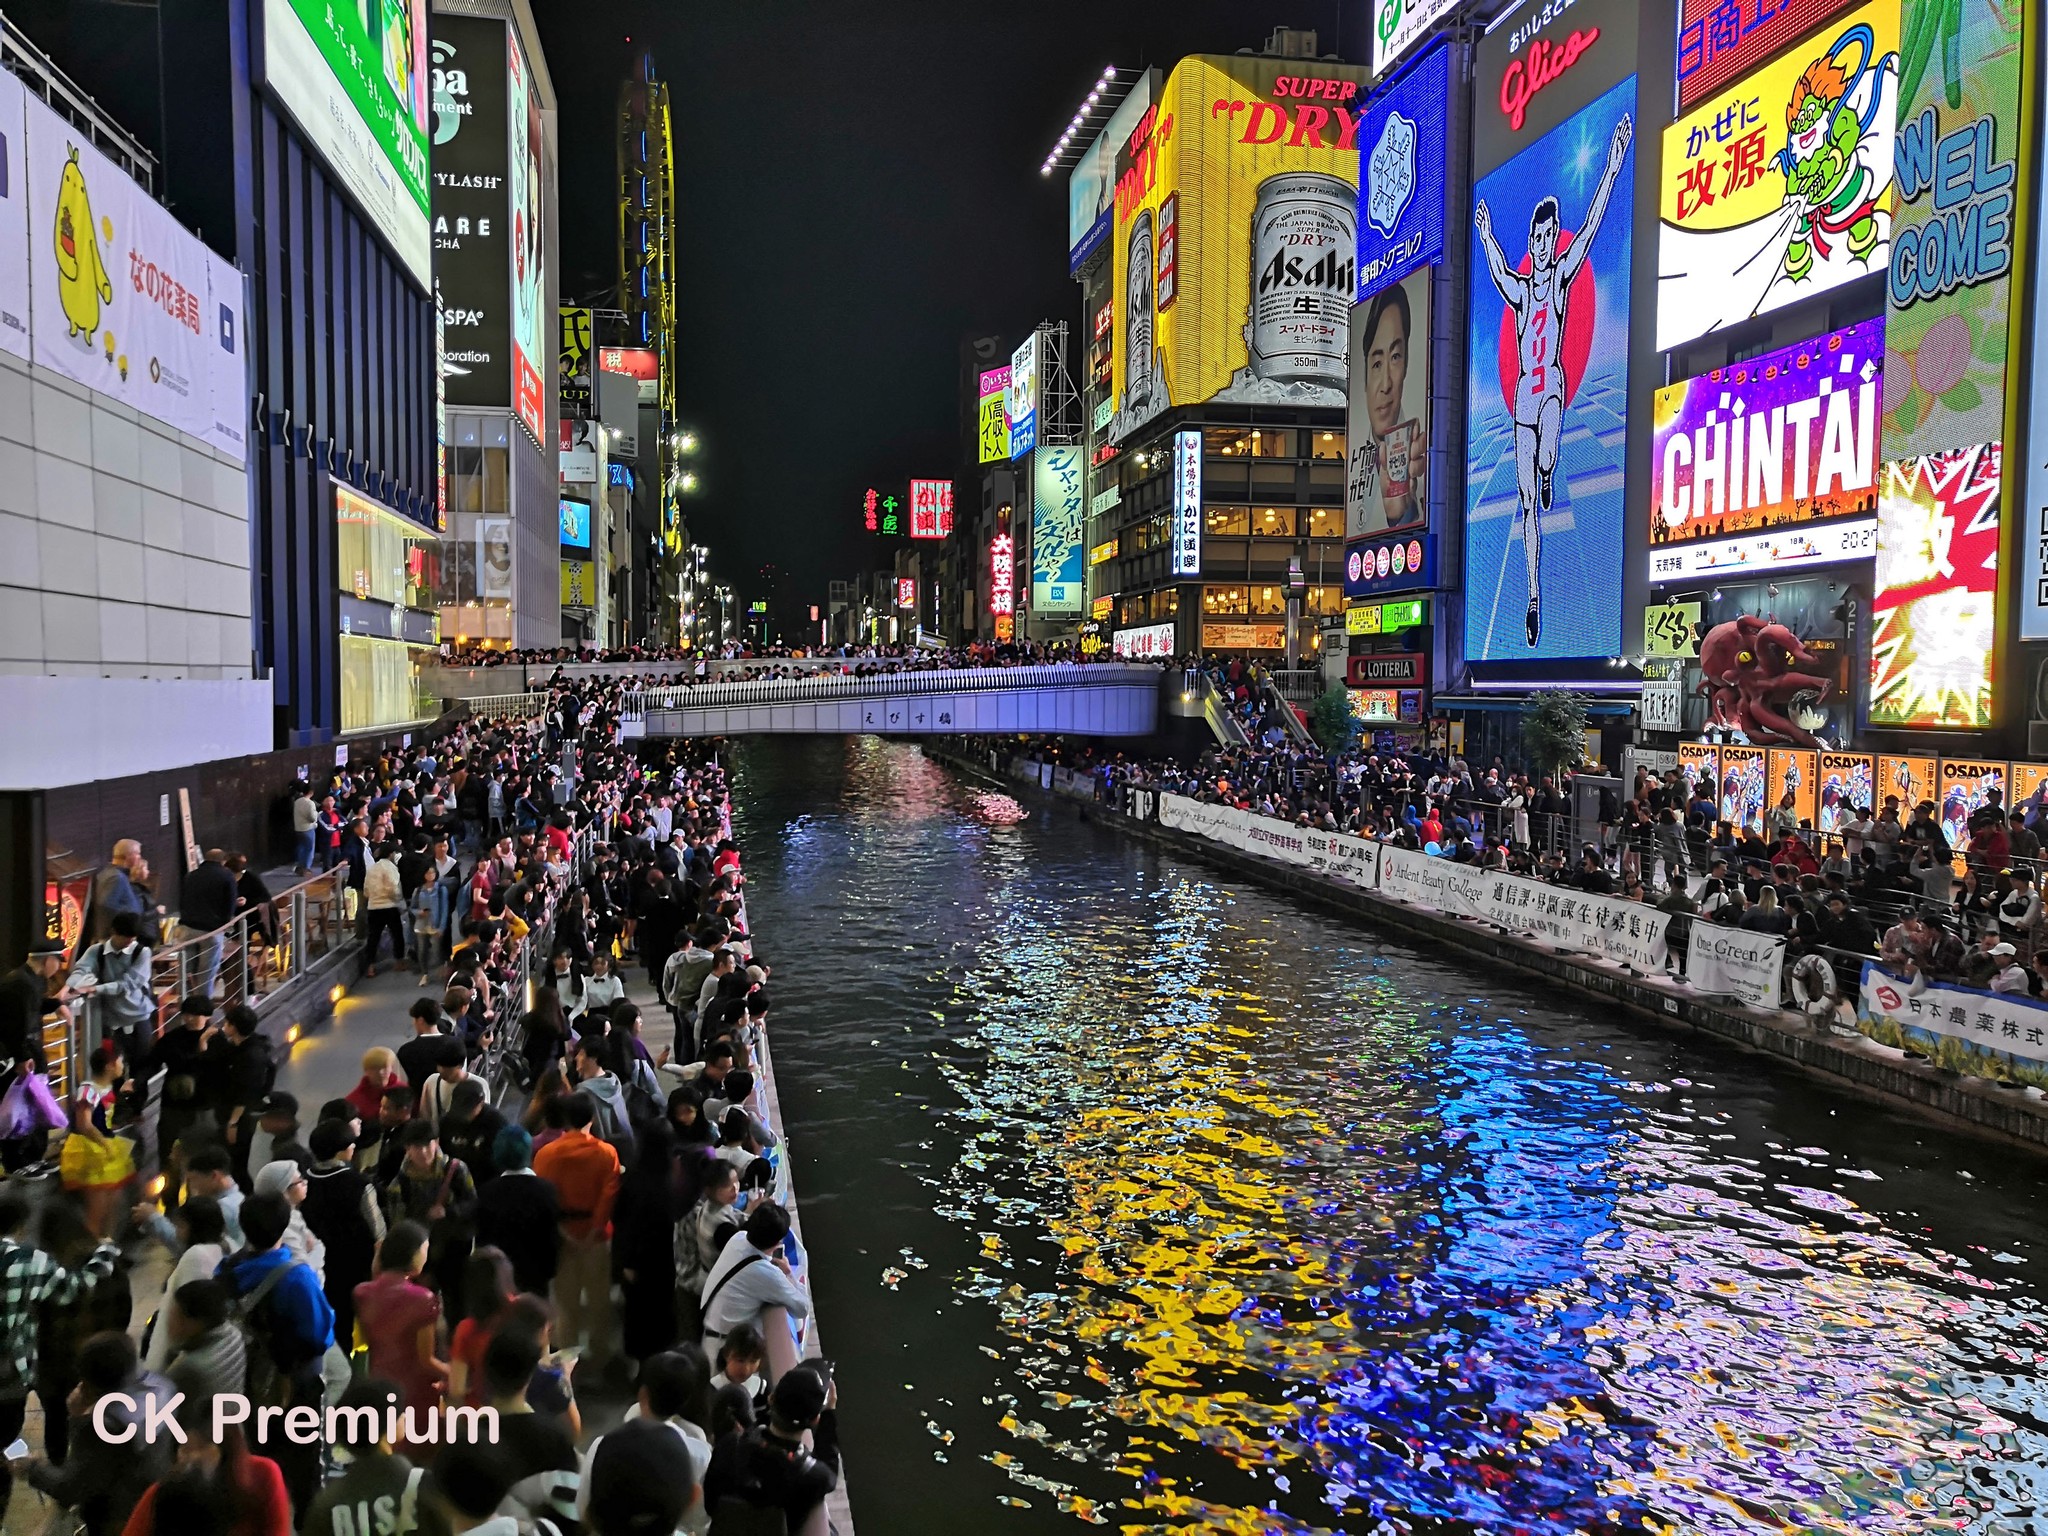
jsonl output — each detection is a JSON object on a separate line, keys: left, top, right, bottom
{"left": 1130, "top": 789, "right": 1155, "bottom": 822}
{"left": 1157, "top": 795, "right": 1382, "bottom": 886}
{"left": 1379, "top": 846, "right": 1670, "bottom": 969}
{"left": 1687, "top": 926, "right": 1786, "bottom": 1007}
{"left": 1859, "top": 964, "right": 2048, "bottom": 1069}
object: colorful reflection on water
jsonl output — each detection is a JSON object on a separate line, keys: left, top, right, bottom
{"left": 736, "top": 738, "right": 2048, "bottom": 1535}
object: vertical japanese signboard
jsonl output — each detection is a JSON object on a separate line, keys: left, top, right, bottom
{"left": 1172, "top": 429, "right": 1202, "bottom": 577}
{"left": 977, "top": 366, "right": 1010, "bottom": 463}
{"left": 908, "top": 479, "right": 953, "bottom": 540}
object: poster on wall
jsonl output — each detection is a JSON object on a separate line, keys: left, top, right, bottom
{"left": 506, "top": 28, "right": 546, "bottom": 448}
{"left": 1940, "top": 757, "right": 2005, "bottom": 855}
{"left": 1869, "top": 442, "right": 2000, "bottom": 729}
{"left": 1031, "top": 446, "right": 1085, "bottom": 616}
{"left": 476, "top": 517, "right": 513, "bottom": 599}
{"left": 1676, "top": 742, "right": 1719, "bottom": 802}
{"left": 1464, "top": 76, "right": 1636, "bottom": 661}
{"left": 1718, "top": 744, "right": 1766, "bottom": 830}
{"left": 1876, "top": 752, "right": 1937, "bottom": 814}
{"left": 0, "top": 68, "right": 26, "bottom": 361}
{"left": 1766, "top": 747, "right": 1819, "bottom": 831}
{"left": 1649, "top": 319, "right": 1882, "bottom": 548}
{"left": 1655, "top": 1, "right": 1899, "bottom": 352}
{"left": 1345, "top": 268, "right": 1431, "bottom": 539}
{"left": 1883, "top": 0, "right": 2026, "bottom": 464}
{"left": 430, "top": 16, "right": 510, "bottom": 411}
{"left": 558, "top": 306, "right": 592, "bottom": 418}
{"left": 1817, "top": 751, "right": 1874, "bottom": 830}
{"left": 259, "top": 0, "right": 431, "bottom": 288}
{"left": 1109, "top": 53, "right": 1369, "bottom": 444}
{"left": 23, "top": 90, "right": 247, "bottom": 460}
{"left": 1356, "top": 41, "right": 1449, "bottom": 299}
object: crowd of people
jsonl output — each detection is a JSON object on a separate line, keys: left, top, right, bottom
{"left": 0, "top": 673, "right": 846, "bottom": 1536}
{"left": 441, "top": 637, "right": 1128, "bottom": 675}
{"left": 1006, "top": 730, "right": 2048, "bottom": 1002}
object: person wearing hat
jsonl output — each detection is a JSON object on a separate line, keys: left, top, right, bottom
{"left": 247, "top": 1090, "right": 302, "bottom": 1174}
{"left": 302, "top": 1118, "right": 383, "bottom": 1349}
{"left": 1818, "top": 891, "right": 1875, "bottom": 956}
{"left": 1990, "top": 942, "right": 2031, "bottom": 995}
{"left": 702, "top": 1363, "right": 839, "bottom": 1532}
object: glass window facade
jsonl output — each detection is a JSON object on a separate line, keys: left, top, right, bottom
{"left": 341, "top": 635, "right": 436, "bottom": 735}
{"left": 440, "top": 412, "right": 516, "bottom": 643}
{"left": 1205, "top": 427, "right": 1296, "bottom": 458}
{"left": 1310, "top": 430, "right": 1345, "bottom": 461}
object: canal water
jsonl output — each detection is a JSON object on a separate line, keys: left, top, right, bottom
{"left": 732, "top": 736, "right": 2048, "bottom": 1535}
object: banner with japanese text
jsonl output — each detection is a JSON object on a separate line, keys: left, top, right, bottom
{"left": 1860, "top": 963, "right": 2048, "bottom": 1071}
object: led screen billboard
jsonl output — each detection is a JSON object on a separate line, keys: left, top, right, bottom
{"left": 1463, "top": 75, "right": 1636, "bottom": 661}
{"left": 1346, "top": 268, "right": 1431, "bottom": 539}
{"left": 558, "top": 497, "right": 589, "bottom": 551}
{"left": 2030, "top": 159, "right": 2048, "bottom": 639}
{"left": 1884, "top": 0, "right": 2027, "bottom": 464}
{"left": 1108, "top": 54, "right": 1369, "bottom": 444}
{"left": 1067, "top": 74, "right": 1155, "bottom": 271}
{"left": 1655, "top": 1, "right": 1898, "bottom": 352}
{"left": 261, "top": 0, "right": 431, "bottom": 288}
{"left": 1677, "top": 0, "right": 1863, "bottom": 113}
{"left": 431, "top": 16, "right": 510, "bottom": 412}
{"left": 1032, "top": 447, "right": 1085, "bottom": 616}
{"left": 1356, "top": 41, "right": 1450, "bottom": 299}
{"left": 1650, "top": 319, "right": 1881, "bottom": 547}
{"left": 1870, "top": 441, "right": 2000, "bottom": 729}
{"left": 506, "top": 28, "right": 547, "bottom": 448}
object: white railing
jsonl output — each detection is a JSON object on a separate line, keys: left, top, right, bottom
{"left": 467, "top": 692, "right": 551, "bottom": 721}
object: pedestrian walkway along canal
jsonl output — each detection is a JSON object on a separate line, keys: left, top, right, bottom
{"left": 738, "top": 736, "right": 2048, "bottom": 1534}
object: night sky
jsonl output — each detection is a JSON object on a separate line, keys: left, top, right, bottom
{"left": 530, "top": 0, "right": 1356, "bottom": 606}
{"left": 12, "top": 0, "right": 1358, "bottom": 607}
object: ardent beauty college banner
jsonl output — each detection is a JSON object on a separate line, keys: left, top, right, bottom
{"left": 1157, "top": 795, "right": 1382, "bottom": 887}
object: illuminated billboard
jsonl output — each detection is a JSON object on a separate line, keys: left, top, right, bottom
{"left": 261, "top": 0, "right": 431, "bottom": 287}
{"left": 1464, "top": 75, "right": 1637, "bottom": 661}
{"left": 1008, "top": 334, "right": 1040, "bottom": 458}
{"left": 1677, "top": 0, "right": 1863, "bottom": 113}
{"left": 908, "top": 480, "right": 954, "bottom": 540}
{"left": 1655, "top": 2, "right": 1898, "bottom": 352}
{"left": 1171, "top": 429, "right": 1202, "bottom": 577}
{"left": 1032, "top": 447, "right": 1085, "bottom": 616}
{"left": 597, "top": 346, "right": 659, "bottom": 403}
{"left": 506, "top": 27, "right": 548, "bottom": 448}
{"left": 1884, "top": 0, "right": 2027, "bottom": 464}
{"left": 1067, "top": 74, "right": 1155, "bottom": 271}
{"left": 1869, "top": 441, "right": 2000, "bottom": 729}
{"left": 896, "top": 578, "right": 916, "bottom": 610}
{"left": 1650, "top": 319, "right": 1881, "bottom": 548}
{"left": 989, "top": 533, "right": 1015, "bottom": 618}
{"left": 977, "top": 366, "right": 1010, "bottom": 463}
{"left": 1356, "top": 41, "right": 1450, "bottom": 299}
{"left": 558, "top": 497, "right": 589, "bottom": 551}
{"left": 1373, "top": 0, "right": 1460, "bottom": 78}
{"left": 1108, "top": 54, "right": 1369, "bottom": 444}
{"left": 1346, "top": 268, "right": 1431, "bottom": 539}
{"left": 558, "top": 306, "right": 592, "bottom": 418}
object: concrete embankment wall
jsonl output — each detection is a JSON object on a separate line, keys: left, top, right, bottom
{"left": 925, "top": 745, "right": 2048, "bottom": 1158}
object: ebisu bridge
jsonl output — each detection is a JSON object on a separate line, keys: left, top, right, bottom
{"left": 433, "top": 661, "right": 1242, "bottom": 738}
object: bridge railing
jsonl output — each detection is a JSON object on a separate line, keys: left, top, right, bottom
{"left": 621, "top": 662, "right": 1165, "bottom": 718}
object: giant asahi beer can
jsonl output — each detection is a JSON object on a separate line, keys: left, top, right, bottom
{"left": 1246, "top": 172, "right": 1356, "bottom": 388}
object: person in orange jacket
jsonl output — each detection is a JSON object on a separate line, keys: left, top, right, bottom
{"left": 532, "top": 1092, "right": 623, "bottom": 1373}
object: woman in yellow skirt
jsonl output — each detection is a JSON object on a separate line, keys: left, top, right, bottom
{"left": 59, "top": 1042, "right": 134, "bottom": 1236}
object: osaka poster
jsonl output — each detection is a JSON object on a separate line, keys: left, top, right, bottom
{"left": 1464, "top": 75, "right": 1637, "bottom": 662}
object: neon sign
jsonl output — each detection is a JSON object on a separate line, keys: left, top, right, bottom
{"left": 989, "top": 534, "right": 1015, "bottom": 617}
{"left": 1498, "top": 28, "right": 1601, "bottom": 132}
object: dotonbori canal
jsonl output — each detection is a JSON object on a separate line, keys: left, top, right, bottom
{"left": 735, "top": 737, "right": 2048, "bottom": 1536}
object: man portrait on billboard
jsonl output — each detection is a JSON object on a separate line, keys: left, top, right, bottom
{"left": 1349, "top": 272, "right": 1429, "bottom": 536}
{"left": 1473, "top": 111, "right": 1631, "bottom": 646}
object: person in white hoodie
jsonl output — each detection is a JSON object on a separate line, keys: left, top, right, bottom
{"left": 361, "top": 842, "right": 407, "bottom": 978}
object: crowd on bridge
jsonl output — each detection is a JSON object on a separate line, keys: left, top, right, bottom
{"left": 0, "top": 672, "right": 848, "bottom": 1536}
{"left": 442, "top": 637, "right": 1151, "bottom": 676}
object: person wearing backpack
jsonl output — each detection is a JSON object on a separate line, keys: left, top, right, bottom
{"left": 215, "top": 1190, "right": 335, "bottom": 1520}
{"left": 702, "top": 1364, "right": 839, "bottom": 1536}
{"left": 64, "top": 912, "right": 154, "bottom": 1072}
{"left": 532, "top": 1092, "right": 621, "bottom": 1378}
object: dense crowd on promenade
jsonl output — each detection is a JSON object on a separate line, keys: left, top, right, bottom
{"left": 1022, "top": 726, "right": 2048, "bottom": 1001}
{"left": 0, "top": 673, "right": 845, "bottom": 1536}
{"left": 442, "top": 637, "right": 1142, "bottom": 675}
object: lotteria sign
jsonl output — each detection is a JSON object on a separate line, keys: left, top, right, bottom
{"left": 1473, "top": 0, "right": 1638, "bottom": 174}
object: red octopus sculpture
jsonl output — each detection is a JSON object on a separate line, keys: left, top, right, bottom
{"left": 1694, "top": 615, "right": 1833, "bottom": 749}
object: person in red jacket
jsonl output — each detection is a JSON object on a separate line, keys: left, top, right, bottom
{"left": 120, "top": 1397, "right": 292, "bottom": 1536}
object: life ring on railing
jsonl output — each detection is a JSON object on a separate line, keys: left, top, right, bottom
{"left": 1790, "top": 952, "right": 1838, "bottom": 1016}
